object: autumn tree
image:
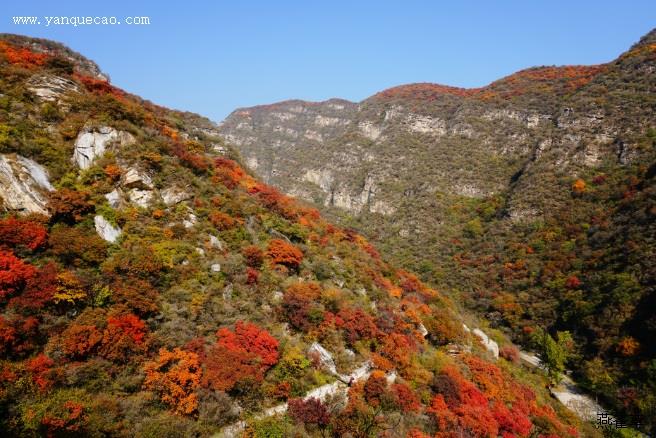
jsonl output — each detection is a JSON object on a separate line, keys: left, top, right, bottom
{"left": 99, "top": 313, "right": 148, "bottom": 362}
{"left": 0, "top": 217, "right": 48, "bottom": 251}
{"left": 59, "top": 324, "right": 103, "bottom": 359}
{"left": 287, "top": 397, "right": 331, "bottom": 428}
{"left": 242, "top": 245, "right": 264, "bottom": 268}
{"left": 203, "top": 321, "right": 279, "bottom": 392}
{"left": 266, "top": 239, "right": 303, "bottom": 271}
{"left": 143, "top": 348, "right": 201, "bottom": 415}
{"left": 47, "top": 190, "right": 94, "bottom": 224}
{"left": 281, "top": 282, "right": 322, "bottom": 331}
{"left": 0, "top": 250, "right": 36, "bottom": 302}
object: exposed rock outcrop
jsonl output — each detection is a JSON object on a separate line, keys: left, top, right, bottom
{"left": 27, "top": 74, "right": 80, "bottom": 102}
{"left": 308, "top": 342, "right": 337, "bottom": 375}
{"left": 0, "top": 154, "right": 54, "bottom": 216}
{"left": 94, "top": 215, "right": 121, "bottom": 243}
{"left": 472, "top": 328, "right": 499, "bottom": 360}
{"left": 73, "top": 126, "right": 135, "bottom": 169}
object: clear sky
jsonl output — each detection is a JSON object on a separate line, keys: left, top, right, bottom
{"left": 1, "top": 1, "right": 654, "bottom": 122}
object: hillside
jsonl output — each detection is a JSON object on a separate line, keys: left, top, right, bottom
{"left": 219, "top": 30, "right": 656, "bottom": 432}
{"left": 0, "top": 34, "right": 595, "bottom": 437}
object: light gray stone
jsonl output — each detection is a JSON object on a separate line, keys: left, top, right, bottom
{"left": 0, "top": 154, "right": 54, "bottom": 216}
{"left": 94, "top": 215, "right": 121, "bottom": 243}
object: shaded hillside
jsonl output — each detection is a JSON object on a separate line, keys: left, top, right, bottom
{"left": 219, "top": 29, "right": 656, "bottom": 432}
{"left": 0, "top": 34, "right": 590, "bottom": 437}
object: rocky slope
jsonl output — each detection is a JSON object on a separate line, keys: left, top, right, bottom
{"left": 219, "top": 29, "right": 656, "bottom": 432}
{"left": 0, "top": 34, "right": 594, "bottom": 437}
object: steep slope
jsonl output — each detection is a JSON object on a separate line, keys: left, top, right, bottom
{"left": 219, "top": 29, "right": 656, "bottom": 432}
{"left": 0, "top": 34, "right": 590, "bottom": 437}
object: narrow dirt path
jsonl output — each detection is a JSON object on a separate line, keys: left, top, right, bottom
{"left": 215, "top": 361, "right": 372, "bottom": 438}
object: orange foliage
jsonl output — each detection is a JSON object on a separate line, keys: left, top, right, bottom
{"left": 103, "top": 164, "right": 122, "bottom": 181}
{"left": 143, "top": 347, "right": 201, "bottom": 415}
{"left": 572, "top": 179, "right": 587, "bottom": 194}
{"left": 0, "top": 217, "right": 48, "bottom": 250}
{"left": 248, "top": 183, "right": 299, "bottom": 219}
{"left": 266, "top": 239, "right": 303, "bottom": 271}
{"left": 616, "top": 336, "right": 640, "bottom": 356}
{"left": 60, "top": 324, "right": 103, "bottom": 359}
{"left": 213, "top": 157, "right": 245, "bottom": 189}
{"left": 209, "top": 211, "right": 237, "bottom": 230}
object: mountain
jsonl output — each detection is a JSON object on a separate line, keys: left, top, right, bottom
{"left": 219, "top": 29, "right": 656, "bottom": 431}
{"left": 0, "top": 34, "right": 594, "bottom": 437}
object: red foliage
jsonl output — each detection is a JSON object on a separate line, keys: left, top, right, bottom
{"left": 8, "top": 262, "right": 58, "bottom": 310}
{"left": 391, "top": 382, "right": 421, "bottom": 413}
{"left": 60, "top": 324, "right": 103, "bottom": 359}
{"left": 565, "top": 275, "right": 582, "bottom": 289}
{"left": 73, "top": 73, "right": 125, "bottom": 99}
{"left": 99, "top": 314, "right": 148, "bottom": 362}
{"left": 0, "top": 217, "right": 48, "bottom": 251}
{"left": 266, "top": 239, "right": 303, "bottom": 271}
{"left": 0, "top": 42, "right": 47, "bottom": 68}
{"left": 499, "top": 345, "right": 520, "bottom": 364}
{"left": 492, "top": 402, "right": 533, "bottom": 437}
{"left": 363, "top": 370, "right": 388, "bottom": 406}
{"left": 245, "top": 267, "right": 259, "bottom": 285}
{"left": 171, "top": 142, "right": 211, "bottom": 173}
{"left": 337, "top": 307, "right": 380, "bottom": 344}
{"left": 0, "top": 315, "right": 38, "bottom": 357}
{"left": 0, "top": 250, "right": 37, "bottom": 302}
{"left": 248, "top": 183, "right": 298, "bottom": 219}
{"left": 242, "top": 245, "right": 264, "bottom": 268}
{"left": 288, "top": 397, "right": 331, "bottom": 427}
{"left": 203, "top": 321, "right": 279, "bottom": 391}
{"left": 281, "top": 282, "right": 322, "bottom": 331}
{"left": 26, "top": 353, "right": 55, "bottom": 391}
{"left": 0, "top": 315, "right": 17, "bottom": 356}
{"left": 40, "top": 400, "right": 87, "bottom": 436}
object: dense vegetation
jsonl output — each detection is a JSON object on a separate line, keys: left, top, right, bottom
{"left": 0, "top": 35, "right": 589, "bottom": 437}
{"left": 219, "top": 29, "right": 656, "bottom": 434}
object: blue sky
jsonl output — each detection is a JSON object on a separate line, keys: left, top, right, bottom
{"left": 1, "top": 1, "right": 654, "bottom": 121}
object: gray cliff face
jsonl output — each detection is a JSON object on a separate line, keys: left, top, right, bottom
{"left": 218, "top": 46, "right": 656, "bottom": 272}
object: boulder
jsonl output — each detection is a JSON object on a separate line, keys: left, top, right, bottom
{"left": 73, "top": 126, "right": 135, "bottom": 169}
{"left": 0, "top": 154, "right": 54, "bottom": 216}
{"left": 94, "top": 215, "right": 121, "bottom": 243}
{"left": 161, "top": 186, "right": 191, "bottom": 206}
{"left": 127, "top": 188, "right": 153, "bottom": 208}
{"left": 210, "top": 263, "right": 221, "bottom": 272}
{"left": 105, "top": 188, "right": 124, "bottom": 208}
{"left": 121, "top": 167, "right": 153, "bottom": 190}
